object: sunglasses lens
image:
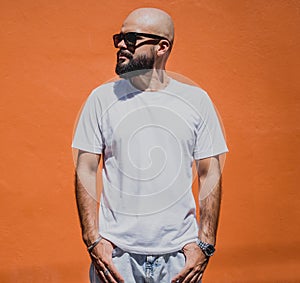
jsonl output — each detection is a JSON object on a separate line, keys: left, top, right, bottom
{"left": 113, "top": 33, "right": 137, "bottom": 48}
{"left": 113, "top": 34, "right": 122, "bottom": 47}
{"left": 124, "top": 33, "right": 136, "bottom": 46}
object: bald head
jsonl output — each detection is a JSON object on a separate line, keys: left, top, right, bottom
{"left": 122, "top": 8, "right": 174, "bottom": 43}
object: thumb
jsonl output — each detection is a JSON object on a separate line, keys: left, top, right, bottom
{"left": 171, "top": 264, "right": 191, "bottom": 283}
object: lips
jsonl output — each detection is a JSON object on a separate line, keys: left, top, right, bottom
{"left": 117, "top": 50, "right": 133, "bottom": 60}
{"left": 118, "top": 55, "right": 128, "bottom": 60}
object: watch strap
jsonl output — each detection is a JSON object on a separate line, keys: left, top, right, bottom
{"left": 196, "top": 239, "right": 210, "bottom": 250}
{"left": 196, "top": 239, "right": 215, "bottom": 257}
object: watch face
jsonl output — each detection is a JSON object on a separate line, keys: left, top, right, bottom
{"left": 205, "top": 244, "right": 215, "bottom": 256}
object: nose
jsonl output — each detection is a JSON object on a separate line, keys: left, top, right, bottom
{"left": 117, "top": 38, "right": 127, "bottom": 49}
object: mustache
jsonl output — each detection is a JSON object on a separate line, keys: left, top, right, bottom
{"left": 117, "top": 50, "right": 133, "bottom": 60}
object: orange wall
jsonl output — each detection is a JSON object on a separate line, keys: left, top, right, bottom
{"left": 1, "top": 1, "right": 299, "bottom": 282}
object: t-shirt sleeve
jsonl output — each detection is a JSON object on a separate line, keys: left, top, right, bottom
{"left": 72, "top": 91, "right": 104, "bottom": 154}
{"left": 193, "top": 92, "right": 228, "bottom": 160}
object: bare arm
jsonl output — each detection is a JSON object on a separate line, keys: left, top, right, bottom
{"left": 172, "top": 155, "right": 222, "bottom": 283}
{"left": 75, "top": 150, "right": 101, "bottom": 246}
{"left": 75, "top": 150, "right": 124, "bottom": 283}
{"left": 197, "top": 155, "right": 222, "bottom": 245}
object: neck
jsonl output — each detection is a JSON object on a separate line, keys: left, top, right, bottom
{"left": 129, "top": 69, "right": 170, "bottom": 92}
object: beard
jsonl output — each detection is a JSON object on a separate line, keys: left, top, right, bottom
{"left": 115, "top": 50, "right": 155, "bottom": 79}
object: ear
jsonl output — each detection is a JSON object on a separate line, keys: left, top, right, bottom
{"left": 156, "top": 40, "right": 171, "bottom": 56}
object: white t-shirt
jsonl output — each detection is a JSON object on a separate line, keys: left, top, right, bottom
{"left": 72, "top": 78, "right": 228, "bottom": 254}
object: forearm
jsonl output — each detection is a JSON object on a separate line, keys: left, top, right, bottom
{"left": 197, "top": 156, "right": 222, "bottom": 245}
{"left": 75, "top": 169, "right": 99, "bottom": 246}
{"left": 198, "top": 175, "right": 222, "bottom": 245}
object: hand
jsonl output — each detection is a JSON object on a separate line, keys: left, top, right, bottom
{"left": 89, "top": 238, "right": 124, "bottom": 283}
{"left": 171, "top": 242, "right": 209, "bottom": 283}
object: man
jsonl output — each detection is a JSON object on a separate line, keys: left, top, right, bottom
{"left": 72, "top": 7, "right": 228, "bottom": 283}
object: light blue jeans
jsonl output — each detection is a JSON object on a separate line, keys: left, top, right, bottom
{"left": 89, "top": 246, "right": 201, "bottom": 283}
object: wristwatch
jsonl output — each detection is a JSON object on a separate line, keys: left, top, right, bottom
{"left": 196, "top": 239, "right": 215, "bottom": 257}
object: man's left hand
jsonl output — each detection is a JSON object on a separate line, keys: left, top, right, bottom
{"left": 171, "top": 242, "right": 209, "bottom": 283}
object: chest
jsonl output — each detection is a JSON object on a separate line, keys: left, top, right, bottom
{"left": 100, "top": 94, "right": 200, "bottom": 156}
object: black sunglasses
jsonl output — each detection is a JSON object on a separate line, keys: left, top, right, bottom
{"left": 113, "top": 32, "right": 169, "bottom": 48}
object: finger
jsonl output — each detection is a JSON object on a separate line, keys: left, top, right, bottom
{"left": 93, "top": 260, "right": 110, "bottom": 283}
{"left": 182, "top": 268, "right": 197, "bottom": 283}
{"left": 105, "top": 261, "right": 124, "bottom": 283}
{"left": 195, "top": 271, "right": 203, "bottom": 283}
{"left": 94, "top": 261, "right": 119, "bottom": 283}
{"left": 171, "top": 265, "right": 192, "bottom": 283}
{"left": 96, "top": 269, "right": 109, "bottom": 283}
{"left": 90, "top": 249, "right": 123, "bottom": 283}
{"left": 90, "top": 264, "right": 103, "bottom": 283}
{"left": 188, "top": 271, "right": 202, "bottom": 283}
{"left": 103, "top": 268, "right": 121, "bottom": 283}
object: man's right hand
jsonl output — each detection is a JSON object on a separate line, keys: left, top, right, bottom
{"left": 89, "top": 238, "right": 124, "bottom": 283}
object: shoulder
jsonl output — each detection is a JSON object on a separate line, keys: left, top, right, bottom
{"left": 89, "top": 79, "right": 135, "bottom": 102}
{"left": 170, "top": 79, "right": 210, "bottom": 100}
{"left": 169, "top": 79, "right": 213, "bottom": 109}
{"left": 89, "top": 81, "right": 116, "bottom": 99}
